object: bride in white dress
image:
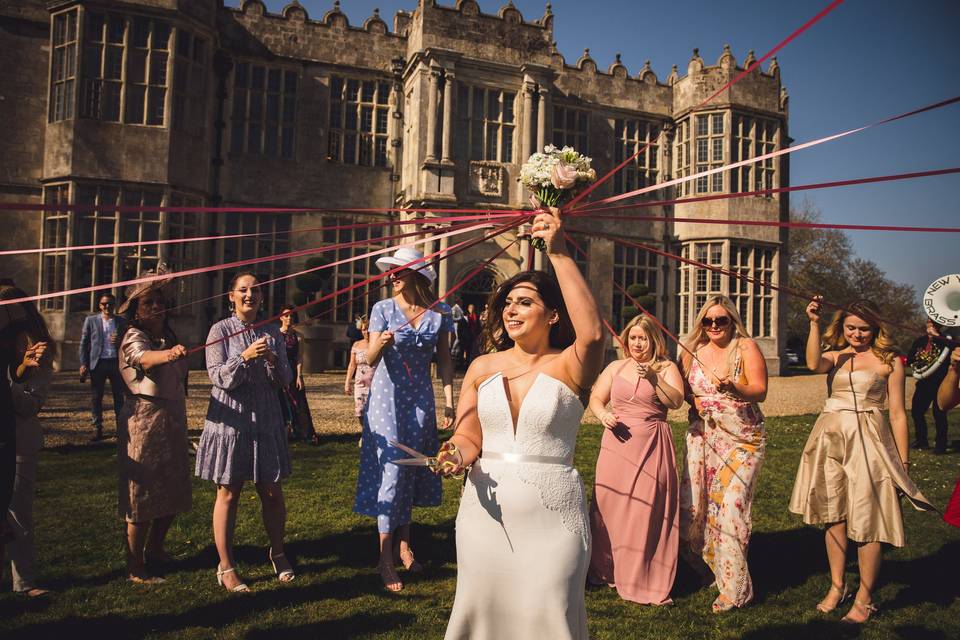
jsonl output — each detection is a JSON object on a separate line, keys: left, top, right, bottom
{"left": 438, "top": 208, "right": 606, "bottom": 640}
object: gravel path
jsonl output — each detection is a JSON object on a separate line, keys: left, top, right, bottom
{"left": 37, "top": 370, "right": 920, "bottom": 448}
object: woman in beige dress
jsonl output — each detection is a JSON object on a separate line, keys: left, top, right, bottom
{"left": 437, "top": 207, "right": 605, "bottom": 639}
{"left": 116, "top": 268, "right": 192, "bottom": 583}
{"left": 790, "top": 297, "right": 934, "bottom": 623}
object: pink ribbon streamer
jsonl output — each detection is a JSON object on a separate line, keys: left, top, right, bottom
{"left": 0, "top": 218, "right": 493, "bottom": 307}
{"left": 0, "top": 210, "right": 519, "bottom": 257}
{"left": 190, "top": 216, "right": 526, "bottom": 353}
{"left": 569, "top": 166, "right": 960, "bottom": 222}
{"left": 575, "top": 95, "right": 960, "bottom": 211}
{"left": 566, "top": 0, "right": 846, "bottom": 209}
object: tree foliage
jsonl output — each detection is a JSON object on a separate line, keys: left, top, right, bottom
{"left": 620, "top": 284, "right": 657, "bottom": 323}
{"left": 786, "top": 200, "right": 922, "bottom": 352}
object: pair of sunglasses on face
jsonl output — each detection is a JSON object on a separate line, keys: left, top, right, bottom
{"left": 701, "top": 315, "right": 731, "bottom": 328}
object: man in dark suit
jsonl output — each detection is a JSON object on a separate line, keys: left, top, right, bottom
{"left": 79, "top": 293, "right": 126, "bottom": 441}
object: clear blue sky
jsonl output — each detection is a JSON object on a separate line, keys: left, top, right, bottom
{"left": 238, "top": 0, "right": 960, "bottom": 299}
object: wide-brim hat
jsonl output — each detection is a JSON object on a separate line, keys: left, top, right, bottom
{"left": 375, "top": 247, "right": 437, "bottom": 284}
{"left": 117, "top": 264, "right": 175, "bottom": 314}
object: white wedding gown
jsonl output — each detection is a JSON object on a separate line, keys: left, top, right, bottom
{"left": 445, "top": 372, "right": 590, "bottom": 640}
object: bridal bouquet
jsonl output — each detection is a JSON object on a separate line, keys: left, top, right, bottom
{"left": 519, "top": 145, "right": 596, "bottom": 249}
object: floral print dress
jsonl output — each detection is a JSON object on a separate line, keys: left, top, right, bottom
{"left": 679, "top": 344, "right": 765, "bottom": 609}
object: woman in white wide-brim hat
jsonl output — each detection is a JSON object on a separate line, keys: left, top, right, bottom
{"left": 354, "top": 246, "right": 454, "bottom": 592}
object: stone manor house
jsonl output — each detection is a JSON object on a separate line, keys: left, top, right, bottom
{"left": 0, "top": 0, "right": 790, "bottom": 371}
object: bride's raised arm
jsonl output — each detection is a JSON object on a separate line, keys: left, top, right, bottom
{"left": 532, "top": 206, "right": 606, "bottom": 391}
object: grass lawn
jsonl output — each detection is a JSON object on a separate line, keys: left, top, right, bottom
{"left": 2, "top": 414, "right": 958, "bottom": 640}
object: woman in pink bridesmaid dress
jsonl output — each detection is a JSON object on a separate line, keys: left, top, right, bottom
{"left": 587, "top": 315, "right": 685, "bottom": 604}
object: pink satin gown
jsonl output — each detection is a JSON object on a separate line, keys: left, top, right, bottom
{"left": 588, "top": 362, "right": 679, "bottom": 604}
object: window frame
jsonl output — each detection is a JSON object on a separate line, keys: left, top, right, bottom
{"left": 49, "top": 9, "right": 79, "bottom": 123}
{"left": 230, "top": 61, "right": 299, "bottom": 160}
{"left": 551, "top": 105, "right": 588, "bottom": 153}
{"left": 613, "top": 117, "right": 661, "bottom": 195}
{"left": 327, "top": 76, "right": 391, "bottom": 167}
{"left": 456, "top": 83, "right": 516, "bottom": 164}
{"left": 317, "top": 216, "right": 391, "bottom": 323}
{"left": 78, "top": 11, "right": 172, "bottom": 126}
{"left": 693, "top": 112, "right": 725, "bottom": 194}
{"left": 731, "top": 114, "right": 779, "bottom": 195}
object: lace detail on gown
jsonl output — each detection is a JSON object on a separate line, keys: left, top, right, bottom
{"left": 477, "top": 373, "right": 590, "bottom": 550}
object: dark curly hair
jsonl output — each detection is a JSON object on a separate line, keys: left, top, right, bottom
{"left": 480, "top": 270, "right": 575, "bottom": 352}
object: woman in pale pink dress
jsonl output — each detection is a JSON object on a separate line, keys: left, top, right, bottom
{"left": 587, "top": 315, "right": 684, "bottom": 604}
{"left": 345, "top": 318, "right": 375, "bottom": 426}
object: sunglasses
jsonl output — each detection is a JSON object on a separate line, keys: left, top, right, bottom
{"left": 701, "top": 315, "right": 731, "bottom": 328}
{"left": 99, "top": 301, "right": 114, "bottom": 307}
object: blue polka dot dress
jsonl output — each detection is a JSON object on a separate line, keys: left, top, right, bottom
{"left": 353, "top": 298, "right": 453, "bottom": 533}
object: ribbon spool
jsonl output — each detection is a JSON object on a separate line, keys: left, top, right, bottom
{"left": 914, "top": 274, "right": 960, "bottom": 380}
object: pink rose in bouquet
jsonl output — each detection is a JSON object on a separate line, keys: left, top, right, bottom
{"left": 550, "top": 163, "right": 579, "bottom": 190}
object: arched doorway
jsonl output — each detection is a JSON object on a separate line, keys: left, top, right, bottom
{"left": 453, "top": 267, "right": 500, "bottom": 310}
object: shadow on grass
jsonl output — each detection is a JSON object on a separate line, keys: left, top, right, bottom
{"left": 882, "top": 539, "right": 960, "bottom": 610}
{"left": 740, "top": 619, "right": 859, "bottom": 640}
{"left": 750, "top": 526, "right": 824, "bottom": 602}
{"left": 245, "top": 611, "right": 417, "bottom": 638}
{"left": 10, "top": 576, "right": 428, "bottom": 638}
{"left": 671, "top": 526, "right": 824, "bottom": 601}
{"left": 285, "top": 522, "right": 457, "bottom": 569}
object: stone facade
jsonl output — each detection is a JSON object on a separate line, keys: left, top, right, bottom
{"left": 0, "top": 0, "right": 789, "bottom": 372}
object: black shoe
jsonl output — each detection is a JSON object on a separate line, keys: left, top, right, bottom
{"left": 933, "top": 446, "right": 948, "bottom": 455}
{"left": 912, "top": 441, "right": 929, "bottom": 450}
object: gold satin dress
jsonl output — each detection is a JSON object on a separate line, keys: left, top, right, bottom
{"left": 789, "top": 367, "right": 934, "bottom": 546}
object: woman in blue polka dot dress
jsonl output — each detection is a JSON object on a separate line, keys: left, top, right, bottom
{"left": 354, "top": 247, "right": 455, "bottom": 592}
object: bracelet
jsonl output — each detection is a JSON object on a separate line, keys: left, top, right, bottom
{"left": 438, "top": 441, "right": 466, "bottom": 479}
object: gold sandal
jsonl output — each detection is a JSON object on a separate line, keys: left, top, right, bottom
{"left": 816, "top": 582, "right": 850, "bottom": 613}
{"left": 841, "top": 599, "right": 877, "bottom": 624}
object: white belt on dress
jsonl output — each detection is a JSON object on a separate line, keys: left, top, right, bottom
{"left": 480, "top": 450, "right": 573, "bottom": 466}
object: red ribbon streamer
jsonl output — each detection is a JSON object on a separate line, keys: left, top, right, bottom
{"left": 0, "top": 217, "right": 493, "bottom": 307}
{"left": 189, "top": 216, "right": 526, "bottom": 353}
{"left": 0, "top": 210, "right": 519, "bottom": 257}
{"left": 155, "top": 219, "right": 495, "bottom": 318}
{"left": 563, "top": 231, "right": 709, "bottom": 374}
{"left": 0, "top": 201, "right": 531, "bottom": 215}
{"left": 567, "top": 0, "right": 845, "bottom": 209}
{"left": 569, "top": 166, "right": 960, "bottom": 223}
{"left": 574, "top": 94, "right": 960, "bottom": 212}
{"left": 586, "top": 230, "right": 924, "bottom": 337}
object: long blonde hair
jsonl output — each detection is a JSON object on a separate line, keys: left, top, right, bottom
{"left": 619, "top": 315, "right": 671, "bottom": 370}
{"left": 684, "top": 295, "right": 752, "bottom": 374}
{"left": 822, "top": 299, "right": 896, "bottom": 365}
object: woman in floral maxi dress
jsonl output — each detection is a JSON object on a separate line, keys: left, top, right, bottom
{"left": 679, "top": 295, "right": 768, "bottom": 613}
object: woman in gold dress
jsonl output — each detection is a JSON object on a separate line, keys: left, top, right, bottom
{"left": 790, "top": 298, "right": 934, "bottom": 623}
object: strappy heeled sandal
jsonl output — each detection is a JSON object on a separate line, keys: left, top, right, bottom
{"left": 269, "top": 549, "right": 296, "bottom": 582}
{"left": 379, "top": 561, "right": 403, "bottom": 592}
{"left": 216, "top": 565, "right": 250, "bottom": 592}
{"left": 841, "top": 599, "right": 878, "bottom": 624}
{"left": 816, "top": 582, "right": 850, "bottom": 613}
{"left": 398, "top": 548, "right": 423, "bottom": 573}
{"left": 711, "top": 594, "right": 736, "bottom": 613}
